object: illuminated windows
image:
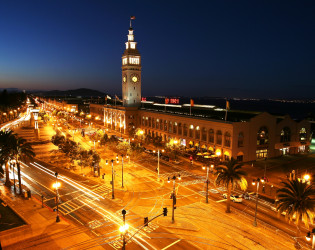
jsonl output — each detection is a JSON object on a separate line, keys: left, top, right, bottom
{"left": 257, "top": 127, "right": 269, "bottom": 145}
{"left": 299, "top": 128, "right": 307, "bottom": 141}
{"left": 256, "top": 149, "right": 268, "bottom": 159}
{"left": 129, "top": 57, "right": 140, "bottom": 64}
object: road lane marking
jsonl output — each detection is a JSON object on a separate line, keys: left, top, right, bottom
{"left": 161, "top": 239, "right": 181, "bottom": 250}
{"left": 216, "top": 199, "right": 226, "bottom": 203}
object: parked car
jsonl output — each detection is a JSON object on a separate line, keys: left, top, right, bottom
{"left": 223, "top": 193, "right": 243, "bottom": 203}
{"left": 240, "top": 192, "right": 250, "bottom": 200}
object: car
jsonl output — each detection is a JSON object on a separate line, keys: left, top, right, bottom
{"left": 222, "top": 193, "right": 243, "bottom": 203}
{"left": 240, "top": 192, "right": 250, "bottom": 200}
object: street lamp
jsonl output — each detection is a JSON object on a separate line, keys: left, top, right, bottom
{"left": 168, "top": 175, "right": 181, "bottom": 223}
{"left": 106, "top": 160, "right": 115, "bottom": 199}
{"left": 119, "top": 209, "right": 129, "bottom": 250}
{"left": 126, "top": 154, "right": 130, "bottom": 164}
{"left": 252, "top": 178, "right": 264, "bottom": 227}
{"left": 10, "top": 160, "right": 17, "bottom": 194}
{"left": 306, "top": 228, "right": 315, "bottom": 249}
{"left": 53, "top": 172, "right": 61, "bottom": 222}
{"left": 202, "top": 165, "right": 211, "bottom": 203}
{"left": 153, "top": 149, "right": 164, "bottom": 181}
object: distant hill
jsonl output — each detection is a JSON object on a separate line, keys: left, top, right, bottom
{"left": 34, "top": 88, "right": 106, "bottom": 98}
{"left": 0, "top": 88, "right": 21, "bottom": 93}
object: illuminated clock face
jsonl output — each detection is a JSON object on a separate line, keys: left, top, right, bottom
{"left": 123, "top": 76, "right": 126, "bottom": 82}
{"left": 132, "top": 75, "right": 138, "bottom": 83}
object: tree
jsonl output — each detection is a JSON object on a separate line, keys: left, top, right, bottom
{"left": 9, "top": 136, "right": 35, "bottom": 195}
{"left": 0, "top": 130, "right": 15, "bottom": 187}
{"left": 116, "top": 141, "right": 131, "bottom": 155}
{"left": 276, "top": 179, "right": 315, "bottom": 248}
{"left": 214, "top": 158, "right": 247, "bottom": 213}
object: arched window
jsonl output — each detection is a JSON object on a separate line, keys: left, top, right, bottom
{"left": 195, "top": 126, "right": 200, "bottom": 140}
{"left": 178, "top": 123, "right": 182, "bottom": 135}
{"left": 208, "top": 129, "right": 214, "bottom": 143}
{"left": 201, "top": 127, "right": 207, "bottom": 141}
{"left": 160, "top": 119, "right": 163, "bottom": 130}
{"left": 299, "top": 128, "right": 307, "bottom": 141}
{"left": 238, "top": 132, "right": 244, "bottom": 147}
{"left": 152, "top": 118, "right": 155, "bottom": 128}
{"left": 189, "top": 125, "right": 194, "bottom": 138}
{"left": 148, "top": 117, "right": 152, "bottom": 127}
{"left": 183, "top": 124, "right": 188, "bottom": 136}
{"left": 224, "top": 132, "right": 231, "bottom": 147}
{"left": 164, "top": 120, "right": 167, "bottom": 131}
{"left": 216, "top": 130, "right": 222, "bottom": 145}
{"left": 257, "top": 127, "right": 269, "bottom": 145}
{"left": 168, "top": 121, "right": 172, "bottom": 133}
{"left": 173, "top": 122, "right": 177, "bottom": 134}
{"left": 280, "top": 127, "right": 291, "bottom": 142}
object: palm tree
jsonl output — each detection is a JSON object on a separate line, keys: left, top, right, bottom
{"left": 276, "top": 179, "right": 315, "bottom": 248}
{"left": 9, "top": 136, "right": 35, "bottom": 195}
{"left": 214, "top": 157, "right": 247, "bottom": 213}
{"left": 0, "top": 130, "right": 15, "bottom": 187}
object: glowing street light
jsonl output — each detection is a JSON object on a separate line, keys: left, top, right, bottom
{"left": 252, "top": 178, "right": 264, "bottom": 227}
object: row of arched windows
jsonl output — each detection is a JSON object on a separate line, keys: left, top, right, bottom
{"left": 141, "top": 116, "right": 232, "bottom": 147}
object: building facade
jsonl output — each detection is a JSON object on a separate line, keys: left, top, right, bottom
{"left": 74, "top": 22, "right": 312, "bottom": 162}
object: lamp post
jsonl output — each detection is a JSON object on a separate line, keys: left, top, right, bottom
{"left": 106, "top": 160, "right": 115, "bottom": 199}
{"left": 168, "top": 175, "right": 181, "bottom": 223}
{"left": 153, "top": 149, "right": 164, "bottom": 181}
{"left": 10, "top": 160, "right": 16, "bottom": 194}
{"left": 53, "top": 172, "right": 61, "bottom": 222}
{"left": 306, "top": 228, "right": 315, "bottom": 249}
{"left": 119, "top": 209, "right": 129, "bottom": 250}
{"left": 202, "top": 165, "right": 211, "bottom": 203}
{"left": 252, "top": 178, "right": 264, "bottom": 227}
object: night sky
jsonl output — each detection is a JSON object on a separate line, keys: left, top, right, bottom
{"left": 0, "top": 1, "right": 314, "bottom": 99}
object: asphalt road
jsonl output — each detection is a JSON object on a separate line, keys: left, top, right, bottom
{"left": 11, "top": 111, "right": 312, "bottom": 249}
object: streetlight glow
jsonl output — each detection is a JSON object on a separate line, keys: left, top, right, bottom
{"left": 119, "top": 223, "right": 129, "bottom": 233}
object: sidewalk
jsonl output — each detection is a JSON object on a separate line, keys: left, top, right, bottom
{"left": 0, "top": 183, "right": 99, "bottom": 249}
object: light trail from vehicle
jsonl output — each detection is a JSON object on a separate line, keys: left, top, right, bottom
{"left": 23, "top": 161, "right": 157, "bottom": 249}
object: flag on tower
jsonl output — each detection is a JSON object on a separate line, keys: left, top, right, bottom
{"left": 130, "top": 16, "right": 136, "bottom": 20}
{"left": 106, "top": 95, "right": 111, "bottom": 100}
{"left": 190, "top": 99, "right": 194, "bottom": 107}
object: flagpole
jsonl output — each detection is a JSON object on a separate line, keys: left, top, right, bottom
{"left": 225, "top": 99, "right": 228, "bottom": 122}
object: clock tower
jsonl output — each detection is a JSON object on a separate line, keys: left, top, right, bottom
{"left": 122, "top": 21, "right": 141, "bottom": 107}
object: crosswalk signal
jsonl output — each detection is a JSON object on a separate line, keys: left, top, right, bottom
{"left": 163, "top": 207, "right": 168, "bottom": 216}
{"left": 144, "top": 217, "right": 149, "bottom": 226}
{"left": 189, "top": 156, "right": 193, "bottom": 164}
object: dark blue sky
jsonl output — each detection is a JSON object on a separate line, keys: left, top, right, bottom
{"left": 0, "top": 1, "right": 314, "bottom": 98}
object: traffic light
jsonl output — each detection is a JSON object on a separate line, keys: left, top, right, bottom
{"left": 144, "top": 217, "right": 149, "bottom": 226}
{"left": 163, "top": 207, "right": 168, "bottom": 216}
{"left": 189, "top": 156, "right": 193, "bottom": 164}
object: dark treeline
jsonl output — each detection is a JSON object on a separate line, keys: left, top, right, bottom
{"left": 0, "top": 90, "right": 26, "bottom": 111}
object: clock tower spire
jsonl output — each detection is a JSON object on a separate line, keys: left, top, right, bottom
{"left": 122, "top": 16, "right": 141, "bottom": 107}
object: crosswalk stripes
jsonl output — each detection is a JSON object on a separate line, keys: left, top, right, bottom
{"left": 92, "top": 185, "right": 111, "bottom": 196}
{"left": 179, "top": 179, "right": 206, "bottom": 186}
